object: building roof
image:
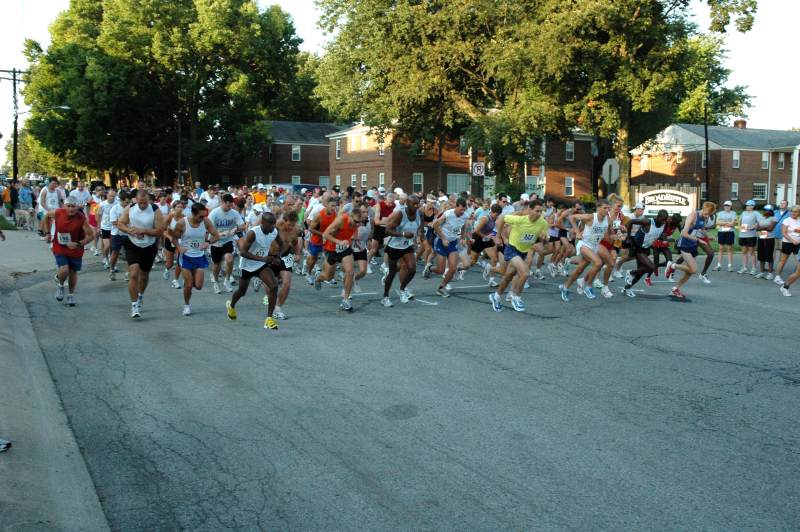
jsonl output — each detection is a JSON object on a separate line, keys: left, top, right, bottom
{"left": 268, "top": 121, "right": 347, "bottom": 145}
{"left": 677, "top": 123, "right": 800, "bottom": 151}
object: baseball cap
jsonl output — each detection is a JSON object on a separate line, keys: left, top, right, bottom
{"left": 257, "top": 183, "right": 265, "bottom": 189}
{"left": 520, "top": 193, "right": 530, "bottom": 202}
{"left": 300, "top": 187, "right": 307, "bottom": 194}
{"left": 378, "top": 186, "right": 386, "bottom": 194}
{"left": 723, "top": 200, "right": 732, "bottom": 206}
{"left": 64, "top": 196, "right": 79, "bottom": 206}
{"left": 393, "top": 187, "right": 404, "bottom": 194}
{"left": 745, "top": 199, "right": 756, "bottom": 207}
{"left": 634, "top": 202, "right": 644, "bottom": 209}
{"left": 764, "top": 204, "right": 774, "bottom": 211}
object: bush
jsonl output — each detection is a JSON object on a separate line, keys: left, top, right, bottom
{"left": 493, "top": 181, "right": 526, "bottom": 200}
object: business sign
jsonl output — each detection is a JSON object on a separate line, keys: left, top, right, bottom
{"left": 472, "top": 162, "right": 485, "bottom": 177}
{"left": 635, "top": 188, "right": 696, "bottom": 217}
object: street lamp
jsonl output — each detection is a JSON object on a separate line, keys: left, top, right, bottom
{"left": 13, "top": 105, "right": 70, "bottom": 180}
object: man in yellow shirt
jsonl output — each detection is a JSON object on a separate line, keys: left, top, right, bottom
{"left": 252, "top": 184, "right": 267, "bottom": 205}
{"left": 489, "top": 199, "right": 549, "bottom": 312}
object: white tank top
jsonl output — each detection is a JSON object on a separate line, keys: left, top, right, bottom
{"left": 581, "top": 213, "right": 608, "bottom": 247}
{"left": 127, "top": 204, "right": 157, "bottom": 248}
{"left": 352, "top": 221, "right": 372, "bottom": 252}
{"left": 641, "top": 219, "right": 665, "bottom": 248}
{"left": 239, "top": 225, "right": 278, "bottom": 272}
{"left": 44, "top": 189, "right": 61, "bottom": 211}
{"left": 180, "top": 218, "right": 208, "bottom": 258}
{"left": 387, "top": 208, "right": 421, "bottom": 249}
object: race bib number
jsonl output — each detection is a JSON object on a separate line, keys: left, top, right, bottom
{"left": 282, "top": 254, "right": 294, "bottom": 268}
{"left": 521, "top": 233, "right": 536, "bottom": 243}
{"left": 336, "top": 242, "right": 349, "bottom": 253}
{"left": 57, "top": 232, "right": 72, "bottom": 245}
{"left": 740, "top": 224, "right": 749, "bottom": 232}
{"left": 186, "top": 239, "right": 202, "bottom": 249}
{"left": 612, "top": 220, "right": 621, "bottom": 229}
{"left": 758, "top": 231, "right": 769, "bottom": 239}
{"left": 253, "top": 248, "right": 267, "bottom": 257}
{"left": 719, "top": 226, "right": 732, "bottom": 232}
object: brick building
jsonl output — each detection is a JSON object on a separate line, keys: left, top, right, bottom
{"left": 238, "top": 121, "right": 345, "bottom": 187}
{"left": 631, "top": 121, "right": 800, "bottom": 207}
{"left": 524, "top": 133, "right": 596, "bottom": 202}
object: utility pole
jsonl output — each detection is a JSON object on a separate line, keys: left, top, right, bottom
{"left": 12, "top": 69, "right": 18, "bottom": 180}
{"left": 703, "top": 103, "right": 710, "bottom": 204}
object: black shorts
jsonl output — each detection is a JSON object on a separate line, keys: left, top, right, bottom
{"left": 385, "top": 245, "right": 414, "bottom": 261}
{"left": 327, "top": 247, "right": 353, "bottom": 265}
{"left": 353, "top": 249, "right": 368, "bottom": 262}
{"left": 757, "top": 238, "right": 775, "bottom": 263}
{"left": 164, "top": 238, "right": 176, "bottom": 252}
{"left": 549, "top": 235, "right": 560, "bottom": 243}
{"left": 470, "top": 235, "right": 494, "bottom": 254}
{"left": 739, "top": 236, "right": 757, "bottom": 247}
{"left": 101, "top": 229, "right": 112, "bottom": 239}
{"left": 781, "top": 241, "right": 800, "bottom": 255}
{"left": 424, "top": 226, "right": 436, "bottom": 244}
{"left": 717, "top": 231, "right": 735, "bottom": 246}
{"left": 270, "top": 256, "right": 293, "bottom": 276}
{"left": 111, "top": 234, "right": 127, "bottom": 252}
{"left": 210, "top": 241, "right": 234, "bottom": 263}
{"left": 632, "top": 245, "right": 651, "bottom": 257}
{"left": 558, "top": 229, "right": 568, "bottom": 239}
{"left": 125, "top": 241, "right": 158, "bottom": 272}
{"left": 372, "top": 225, "right": 386, "bottom": 243}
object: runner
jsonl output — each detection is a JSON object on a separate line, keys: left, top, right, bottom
{"left": 96, "top": 189, "right": 117, "bottom": 270}
{"left": 381, "top": 194, "right": 422, "bottom": 306}
{"left": 469, "top": 204, "right": 502, "bottom": 284}
{"left": 737, "top": 199, "right": 759, "bottom": 274}
{"left": 162, "top": 199, "right": 185, "bottom": 289}
{"left": 226, "top": 212, "right": 283, "bottom": 329}
{"left": 489, "top": 199, "right": 549, "bottom": 312}
{"left": 664, "top": 201, "right": 717, "bottom": 299}
{"left": 170, "top": 202, "right": 220, "bottom": 315}
{"left": 351, "top": 203, "right": 373, "bottom": 293}
{"left": 620, "top": 210, "right": 668, "bottom": 297}
{"left": 116, "top": 190, "right": 166, "bottom": 318}
{"left": 315, "top": 207, "right": 363, "bottom": 311}
{"left": 755, "top": 205, "right": 777, "bottom": 279}
{"left": 613, "top": 202, "right": 645, "bottom": 279}
{"left": 425, "top": 197, "right": 469, "bottom": 297}
{"left": 43, "top": 196, "right": 95, "bottom": 306}
{"left": 558, "top": 199, "right": 612, "bottom": 302}
{"left": 713, "top": 200, "right": 737, "bottom": 271}
{"left": 270, "top": 209, "right": 302, "bottom": 320}
{"left": 37, "top": 178, "right": 65, "bottom": 237}
{"left": 646, "top": 212, "right": 681, "bottom": 285}
{"left": 208, "top": 193, "right": 245, "bottom": 294}
{"left": 108, "top": 190, "right": 130, "bottom": 281}
{"left": 304, "top": 195, "right": 337, "bottom": 285}
{"left": 776, "top": 205, "right": 800, "bottom": 289}
{"left": 420, "top": 196, "right": 438, "bottom": 270}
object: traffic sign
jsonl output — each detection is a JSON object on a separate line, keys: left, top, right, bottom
{"left": 602, "top": 158, "right": 620, "bottom": 184}
{"left": 472, "top": 162, "right": 485, "bottom": 176}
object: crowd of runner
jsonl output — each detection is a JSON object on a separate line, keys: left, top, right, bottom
{"left": 15, "top": 176, "right": 800, "bottom": 329}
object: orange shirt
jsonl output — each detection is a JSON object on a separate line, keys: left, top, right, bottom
{"left": 324, "top": 215, "right": 356, "bottom": 252}
{"left": 311, "top": 209, "right": 337, "bottom": 246}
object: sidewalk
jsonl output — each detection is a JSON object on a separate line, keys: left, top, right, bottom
{"left": 0, "top": 229, "right": 109, "bottom": 531}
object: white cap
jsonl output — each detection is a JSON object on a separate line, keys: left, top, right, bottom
{"left": 257, "top": 183, "right": 265, "bottom": 189}
{"left": 723, "top": 200, "right": 732, "bottom": 206}
{"left": 393, "top": 187, "right": 404, "bottom": 194}
{"left": 366, "top": 190, "right": 377, "bottom": 199}
{"left": 520, "top": 193, "right": 530, "bottom": 202}
{"left": 300, "top": 188, "right": 307, "bottom": 193}
{"left": 378, "top": 186, "right": 386, "bottom": 193}
{"left": 634, "top": 202, "right": 644, "bottom": 209}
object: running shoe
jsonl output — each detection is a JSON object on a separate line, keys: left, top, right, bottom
{"left": 712, "top": 263, "right": 721, "bottom": 272}
{"left": 622, "top": 287, "right": 636, "bottom": 298}
{"left": 403, "top": 289, "right": 414, "bottom": 300}
{"left": 353, "top": 281, "right": 362, "bottom": 293}
{"left": 305, "top": 275, "right": 314, "bottom": 286}
{"left": 131, "top": 303, "right": 141, "bottom": 319}
{"left": 228, "top": 276, "right": 237, "bottom": 286}
{"left": 644, "top": 276, "right": 653, "bottom": 287}
{"left": 533, "top": 270, "right": 545, "bottom": 280}
{"left": 727, "top": 264, "right": 733, "bottom": 272}
{"left": 736, "top": 267, "right": 748, "bottom": 274}
{"left": 422, "top": 264, "right": 432, "bottom": 279}
{"left": 664, "top": 261, "right": 675, "bottom": 279}
{"left": 780, "top": 286, "right": 792, "bottom": 297}
{"left": 109, "top": 271, "right": 116, "bottom": 281}
{"left": 584, "top": 286, "right": 597, "bottom": 299}
{"left": 397, "top": 288, "right": 410, "bottom": 303}
{"left": 488, "top": 292, "right": 502, "bottom": 312}
{"left": 324, "top": 279, "right": 338, "bottom": 286}
{"left": 54, "top": 277, "right": 65, "bottom": 302}
{"left": 765, "top": 272, "right": 774, "bottom": 281}
{"left": 223, "top": 279, "right": 233, "bottom": 292}
{"left": 612, "top": 269, "right": 623, "bottom": 279}
{"left": 488, "top": 277, "right": 499, "bottom": 287}
{"left": 670, "top": 286, "right": 685, "bottom": 299}
{"left": 557, "top": 263, "right": 565, "bottom": 276}
{"left": 576, "top": 278, "right": 585, "bottom": 295}
{"left": 624, "top": 271, "right": 633, "bottom": 286}
{"left": 505, "top": 292, "right": 513, "bottom": 302}
{"left": 171, "top": 279, "right": 181, "bottom": 289}
{"left": 482, "top": 262, "right": 492, "bottom": 280}
{"left": 698, "top": 274, "right": 711, "bottom": 284}
{"left": 749, "top": 268, "right": 758, "bottom": 276}
{"left": 774, "top": 275, "right": 784, "bottom": 285}
{"left": 314, "top": 273, "right": 322, "bottom": 291}
{"left": 273, "top": 307, "right": 286, "bottom": 320}
{"left": 436, "top": 286, "right": 450, "bottom": 298}
{"left": 381, "top": 297, "right": 393, "bottom": 307}
{"left": 162, "top": 267, "right": 170, "bottom": 280}
{"left": 226, "top": 300, "right": 237, "bottom": 320}
{"left": 754, "top": 272, "right": 764, "bottom": 279}
{"left": 558, "top": 284, "right": 571, "bottom": 302}
{"left": 593, "top": 278, "right": 604, "bottom": 289}
{"left": 213, "top": 281, "right": 221, "bottom": 294}
{"left": 511, "top": 295, "right": 525, "bottom": 312}
{"left": 66, "top": 294, "right": 76, "bottom": 306}
{"left": 456, "top": 269, "right": 465, "bottom": 281}
{"left": 264, "top": 316, "right": 278, "bottom": 330}
{"left": 183, "top": 305, "right": 191, "bottom": 316}
{"left": 445, "top": 283, "right": 453, "bottom": 291}
{"left": 547, "top": 263, "right": 557, "bottom": 277}
{"left": 601, "top": 285, "right": 613, "bottom": 298}
{"left": 340, "top": 299, "right": 353, "bottom": 312}
{"left": 253, "top": 278, "right": 262, "bottom": 290}
{"left": 103, "top": 258, "right": 110, "bottom": 270}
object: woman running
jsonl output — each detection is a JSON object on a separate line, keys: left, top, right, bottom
{"left": 170, "top": 202, "right": 220, "bottom": 316}
{"left": 163, "top": 200, "right": 186, "bottom": 289}
{"left": 559, "top": 199, "right": 612, "bottom": 301}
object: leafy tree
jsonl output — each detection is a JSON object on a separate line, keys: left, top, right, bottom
{"left": 3, "top": 128, "right": 85, "bottom": 178}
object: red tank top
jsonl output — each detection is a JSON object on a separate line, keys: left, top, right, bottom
{"left": 311, "top": 209, "right": 337, "bottom": 246}
{"left": 52, "top": 209, "right": 86, "bottom": 258}
{"left": 379, "top": 201, "right": 394, "bottom": 219}
{"left": 324, "top": 215, "right": 356, "bottom": 252}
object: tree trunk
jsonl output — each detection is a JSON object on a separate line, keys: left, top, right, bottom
{"left": 436, "top": 137, "right": 444, "bottom": 192}
{"left": 614, "top": 126, "right": 631, "bottom": 205}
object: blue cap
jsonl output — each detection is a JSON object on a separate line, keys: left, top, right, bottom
{"left": 745, "top": 199, "right": 756, "bottom": 207}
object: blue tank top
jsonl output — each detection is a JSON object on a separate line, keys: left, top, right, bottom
{"left": 678, "top": 210, "right": 706, "bottom": 249}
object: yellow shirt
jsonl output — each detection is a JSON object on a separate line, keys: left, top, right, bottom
{"left": 504, "top": 214, "right": 549, "bottom": 252}
{"left": 252, "top": 191, "right": 267, "bottom": 204}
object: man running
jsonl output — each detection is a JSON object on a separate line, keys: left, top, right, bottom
{"left": 226, "top": 212, "right": 283, "bottom": 329}
{"left": 270, "top": 209, "right": 303, "bottom": 320}
{"left": 208, "top": 193, "right": 245, "bottom": 294}
{"left": 170, "top": 202, "right": 220, "bottom": 316}
{"left": 304, "top": 195, "right": 337, "bottom": 285}
{"left": 43, "top": 196, "right": 95, "bottom": 306}
{"left": 316, "top": 207, "right": 363, "bottom": 311}
{"left": 96, "top": 189, "right": 116, "bottom": 270}
{"left": 489, "top": 199, "right": 549, "bottom": 312}
{"left": 558, "top": 199, "right": 612, "bottom": 301}
{"left": 108, "top": 190, "right": 130, "bottom": 281}
{"left": 425, "top": 197, "right": 469, "bottom": 297}
{"left": 664, "top": 202, "right": 717, "bottom": 299}
{"left": 382, "top": 194, "right": 423, "bottom": 306}
{"left": 620, "top": 210, "right": 668, "bottom": 297}
{"left": 117, "top": 190, "right": 166, "bottom": 318}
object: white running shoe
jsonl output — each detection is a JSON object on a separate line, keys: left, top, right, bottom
{"left": 213, "top": 281, "right": 221, "bottom": 294}
{"left": 55, "top": 277, "right": 65, "bottom": 302}
{"left": 622, "top": 287, "right": 636, "bottom": 298}
{"left": 712, "top": 263, "right": 721, "bottom": 272}
{"left": 403, "top": 289, "right": 414, "bottom": 300}
{"left": 353, "top": 281, "right": 361, "bottom": 293}
{"left": 510, "top": 295, "right": 525, "bottom": 312}
{"left": 624, "top": 271, "right": 633, "bottom": 286}
{"left": 182, "top": 305, "right": 191, "bottom": 316}
{"left": 601, "top": 285, "right": 613, "bottom": 298}
{"left": 273, "top": 307, "right": 287, "bottom": 320}
{"left": 727, "top": 264, "right": 733, "bottom": 272}
{"left": 698, "top": 274, "right": 711, "bottom": 284}
{"left": 66, "top": 294, "right": 76, "bottom": 306}
{"left": 577, "top": 278, "right": 586, "bottom": 295}
{"left": 397, "top": 289, "right": 410, "bottom": 303}
{"left": 774, "top": 275, "right": 784, "bottom": 285}
{"left": 103, "top": 258, "right": 110, "bottom": 270}
{"left": 737, "top": 267, "right": 748, "bottom": 274}
{"left": 612, "top": 269, "right": 623, "bottom": 279}
{"left": 381, "top": 297, "right": 393, "bottom": 307}
{"left": 533, "top": 270, "right": 545, "bottom": 280}
{"left": 488, "top": 277, "right": 499, "bottom": 287}
{"left": 593, "top": 278, "right": 604, "bottom": 289}
{"left": 749, "top": 268, "right": 758, "bottom": 276}
{"left": 223, "top": 279, "right": 233, "bottom": 292}
{"left": 456, "top": 269, "right": 465, "bottom": 281}
{"left": 131, "top": 303, "right": 141, "bottom": 319}
{"left": 780, "top": 286, "right": 791, "bottom": 297}
{"left": 171, "top": 279, "right": 181, "bottom": 289}
{"left": 92, "top": 247, "right": 100, "bottom": 256}
{"left": 754, "top": 272, "right": 764, "bottom": 279}
{"left": 109, "top": 271, "right": 116, "bottom": 281}
{"left": 765, "top": 272, "right": 774, "bottom": 281}
{"left": 163, "top": 268, "right": 170, "bottom": 280}
{"left": 547, "top": 263, "right": 557, "bottom": 277}
{"left": 445, "top": 283, "right": 453, "bottom": 291}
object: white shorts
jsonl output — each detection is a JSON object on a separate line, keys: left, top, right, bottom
{"left": 576, "top": 240, "right": 599, "bottom": 256}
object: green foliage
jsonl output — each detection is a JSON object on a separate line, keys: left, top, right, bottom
{"left": 3, "top": 129, "right": 85, "bottom": 177}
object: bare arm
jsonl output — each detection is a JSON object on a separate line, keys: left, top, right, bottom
{"left": 237, "top": 230, "right": 268, "bottom": 262}
{"left": 323, "top": 216, "right": 345, "bottom": 245}
{"left": 680, "top": 211, "right": 698, "bottom": 240}
{"left": 384, "top": 211, "right": 406, "bottom": 238}
{"left": 116, "top": 207, "right": 132, "bottom": 235}
{"left": 203, "top": 217, "right": 220, "bottom": 244}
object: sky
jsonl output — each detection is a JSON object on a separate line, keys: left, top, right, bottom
{"left": 0, "top": 0, "right": 797, "bottom": 170}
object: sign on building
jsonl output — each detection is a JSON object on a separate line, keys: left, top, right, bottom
{"left": 472, "top": 162, "right": 485, "bottom": 177}
{"left": 635, "top": 188, "right": 696, "bottom": 218}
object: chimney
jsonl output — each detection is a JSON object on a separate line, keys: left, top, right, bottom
{"left": 733, "top": 119, "right": 747, "bottom": 129}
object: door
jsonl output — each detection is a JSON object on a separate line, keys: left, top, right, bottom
{"left": 776, "top": 183, "right": 786, "bottom": 202}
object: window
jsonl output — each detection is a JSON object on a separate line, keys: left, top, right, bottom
{"left": 700, "top": 182, "right": 708, "bottom": 200}
{"left": 701, "top": 150, "right": 707, "bottom": 168}
{"left": 779, "top": 153, "right": 785, "bottom": 170}
{"left": 291, "top": 175, "right": 301, "bottom": 185}
{"left": 731, "top": 182, "right": 739, "bottom": 200}
{"left": 664, "top": 151, "right": 672, "bottom": 163}
{"left": 335, "top": 175, "right": 341, "bottom": 187}
{"left": 640, "top": 155, "right": 649, "bottom": 171}
{"left": 459, "top": 136, "right": 469, "bottom": 156}
{"left": 291, "top": 145, "right": 301, "bottom": 161}
{"left": 361, "top": 173, "right": 368, "bottom": 187}
{"left": 446, "top": 173, "right": 469, "bottom": 194}
{"left": 762, "top": 151, "right": 769, "bottom": 170}
{"left": 753, "top": 183, "right": 767, "bottom": 201}
{"left": 565, "top": 141, "right": 575, "bottom": 161}
{"left": 412, "top": 172, "right": 423, "bottom": 193}
{"left": 378, "top": 143, "right": 384, "bottom": 157}
{"left": 335, "top": 139, "right": 341, "bottom": 160}
{"left": 565, "top": 176, "right": 575, "bottom": 197}
{"left": 351, "top": 174, "right": 357, "bottom": 187}
{"left": 732, "top": 150, "right": 740, "bottom": 169}
{"left": 378, "top": 172, "right": 385, "bottom": 187}
{"left": 360, "top": 135, "right": 368, "bottom": 151}
{"left": 349, "top": 136, "right": 356, "bottom": 152}
{"left": 319, "top": 176, "right": 330, "bottom": 189}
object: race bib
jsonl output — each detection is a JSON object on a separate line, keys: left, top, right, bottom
{"left": 521, "top": 233, "right": 536, "bottom": 243}
{"left": 185, "top": 239, "right": 202, "bottom": 249}
{"left": 335, "top": 242, "right": 349, "bottom": 253}
{"left": 758, "top": 231, "right": 769, "bottom": 239}
{"left": 253, "top": 248, "right": 267, "bottom": 257}
{"left": 740, "top": 224, "right": 749, "bottom": 232}
{"left": 612, "top": 220, "right": 621, "bottom": 229}
{"left": 57, "top": 232, "right": 72, "bottom": 245}
{"left": 282, "top": 254, "right": 294, "bottom": 268}
{"left": 719, "top": 226, "right": 732, "bottom": 232}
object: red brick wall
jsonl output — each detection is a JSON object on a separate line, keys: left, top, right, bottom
{"left": 545, "top": 139, "right": 594, "bottom": 202}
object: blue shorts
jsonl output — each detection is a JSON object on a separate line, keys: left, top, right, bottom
{"left": 308, "top": 243, "right": 323, "bottom": 257}
{"left": 111, "top": 234, "right": 127, "bottom": 252}
{"left": 434, "top": 237, "right": 459, "bottom": 257}
{"left": 503, "top": 244, "right": 528, "bottom": 262}
{"left": 181, "top": 254, "right": 209, "bottom": 270}
{"left": 678, "top": 245, "right": 698, "bottom": 257}
{"left": 54, "top": 254, "right": 82, "bottom": 271}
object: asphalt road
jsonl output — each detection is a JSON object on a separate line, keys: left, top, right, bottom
{"left": 17, "top": 256, "right": 800, "bottom": 531}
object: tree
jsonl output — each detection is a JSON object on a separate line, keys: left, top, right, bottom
{"left": 3, "top": 128, "right": 85, "bottom": 178}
